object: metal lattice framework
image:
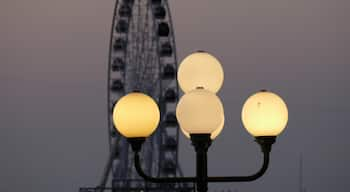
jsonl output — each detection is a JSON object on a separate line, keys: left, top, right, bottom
{"left": 100, "top": 0, "right": 192, "bottom": 191}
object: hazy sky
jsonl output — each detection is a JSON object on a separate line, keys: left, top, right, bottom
{"left": 1, "top": 0, "right": 350, "bottom": 192}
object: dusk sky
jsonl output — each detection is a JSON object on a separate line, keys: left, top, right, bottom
{"left": 1, "top": 0, "right": 350, "bottom": 192}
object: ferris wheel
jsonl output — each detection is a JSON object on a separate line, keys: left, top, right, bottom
{"left": 105, "top": 0, "right": 190, "bottom": 191}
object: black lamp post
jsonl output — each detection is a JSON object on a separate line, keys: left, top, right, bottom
{"left": 127, "top": 135, "right": 275, "bottom": 192}
{"left": 111, "top": 51, "right": 289, "bottom": 192}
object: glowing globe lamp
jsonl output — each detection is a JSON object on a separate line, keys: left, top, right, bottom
{"left": 113, "top": 92, "right": 160, "bottom": 138}
{"left": 241, "top": 90, "right": 288, "bottom": 137}
{"left": 176, "top": 88, "right": 225, "bottom": 139}
{"left": 177, "top": 51, "right": 224, "bottom": 93}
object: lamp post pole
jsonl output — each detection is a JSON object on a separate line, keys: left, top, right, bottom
{"left": 191, "top": 134, "right": 211, "bottom": 192}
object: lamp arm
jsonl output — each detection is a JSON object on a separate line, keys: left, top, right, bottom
{"left": 131, "top": 136, "right": 275, "bottom": 184}
{"left": 207, "top": 136, "right": 275, "bottom": 182}
{"left": 207, "top": 150, "right": 270, "bottom": 182}
{"left": 134, "top": 152, "right": 196, "bottom": 183}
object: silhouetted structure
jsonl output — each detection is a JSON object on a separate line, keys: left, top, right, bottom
{"left": 80, "top": 0, "right": 192, "bottom": 191}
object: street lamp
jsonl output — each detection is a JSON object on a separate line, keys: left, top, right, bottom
{"left": 112, "top": 51, "right": 288, "bottom": 192}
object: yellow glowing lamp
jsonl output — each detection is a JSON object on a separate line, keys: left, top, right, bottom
{"left": 178, "top": 51, "right": 224, "bottom": 93}
{"left": 176, "top": 88, "right": 225, "bottom": 139}
{"left": 241, "top": 90, "right": 288, "bottom": 137}
{"left": 112, "top": 92, "right": 160, "bottom": 138}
